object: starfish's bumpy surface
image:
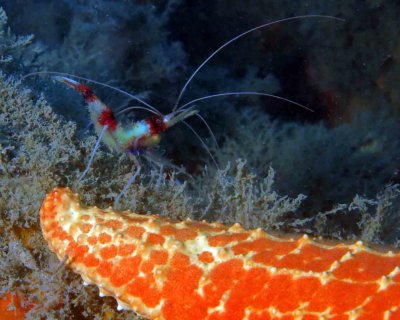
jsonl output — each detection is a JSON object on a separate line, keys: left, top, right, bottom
{"left": 40, "top": 187, "right": 400, "bottom": 320}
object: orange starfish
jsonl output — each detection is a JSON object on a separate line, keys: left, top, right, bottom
{"left": 0, "top": 293, "right": 35, "bottom": 320}
{"left": 40, "top": 187, "right": 400, "bottom": 320}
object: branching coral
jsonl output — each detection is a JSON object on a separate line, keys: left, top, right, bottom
{"left": 0, "top": 7, "right": 33, "bottom": 69}
{"left": 313, "top": 184, "right": 400, "bottom": 244}
{"left": 193, "top": 160, "right": 306, "bottom": 230}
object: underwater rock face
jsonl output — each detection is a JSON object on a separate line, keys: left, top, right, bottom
{"left": 40, "top": 187, "right": 400, "bottom": 320}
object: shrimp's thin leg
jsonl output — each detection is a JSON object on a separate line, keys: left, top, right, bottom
{"left": 114, "top": 157, "right": 141, "bottom": 209}
{"left": 76, "top": 125, "right": 108, "bottom": 185}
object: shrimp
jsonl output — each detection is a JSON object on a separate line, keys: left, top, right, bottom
{"left": 54, "top": 76, "right": 197, "bottom": 158}
{"left": 53, "top": 76, "right": 200, "bottom": 206}
{"left": 24, "top": 15, "right": 344, "bottom": 206}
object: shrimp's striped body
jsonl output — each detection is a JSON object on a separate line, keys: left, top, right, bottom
{"left": 55, "top": 77, "right": 194, "bottom": 156}
{"left": 41, "top": 187, "right": 400, "bottom": 320}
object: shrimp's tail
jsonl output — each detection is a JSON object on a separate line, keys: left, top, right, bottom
{"left": 52, "top": 76, "right": 97, "bottom": 103}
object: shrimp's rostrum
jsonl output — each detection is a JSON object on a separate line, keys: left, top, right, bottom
{"left": 41, "top": 187, "right": 400, "bottom": 320}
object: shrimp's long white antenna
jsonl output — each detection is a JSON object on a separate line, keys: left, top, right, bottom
{"left": 116, "top": 106, "right": 162, "bottom": 117}
{"left": 178, "top": 91, "right": 314, "bottom": 113}
{"left": 191, "top": 112, "right": 219, "bottom": 148}
{"left": 23, "top": 71, "right": 161, "bottom": 115}
{"left": 173, "top": 14, "right": 344, "bottom": 111}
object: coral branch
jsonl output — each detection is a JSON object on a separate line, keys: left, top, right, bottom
{"left": 41, "top": 187, "right": 400, "bottom": 320}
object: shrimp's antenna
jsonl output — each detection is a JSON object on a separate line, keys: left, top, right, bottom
{"left": 23, "top": 71, "right": 161, "bottom": 115}
{"left": 182, "top": 120, "right": 219, "bottom": 169}
{"left": 173, "top": 14, "right": 344, "bottom": 111}
{"left": 177, "top": 91, "right": 314, "bottom": 113}
{"left": 116, "top": 106, "right": 162, "bottom": 117}
{"left": 192, "top": 112, "right": 219, "bottom": 148}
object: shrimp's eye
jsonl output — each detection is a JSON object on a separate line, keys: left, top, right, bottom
{"left": 146, "top": 116, "right": 167, "bottom": 135}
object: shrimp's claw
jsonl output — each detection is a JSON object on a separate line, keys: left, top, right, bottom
{"left": 52, "top": 76, "right": 96, "bottom": 102}
{"left": 164, "top": 106, "right": 198, "bottom": 128}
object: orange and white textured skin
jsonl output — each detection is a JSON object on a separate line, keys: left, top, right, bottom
{"left": 40, "top": 187, "right": 400, "bottom": 320}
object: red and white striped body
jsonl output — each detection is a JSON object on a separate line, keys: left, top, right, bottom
{"left": 54, "top": 76, "right": 168, "bottom": 155}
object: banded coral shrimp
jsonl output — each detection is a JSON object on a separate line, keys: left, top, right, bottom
{"left": 23, "top": 14, "right": 343, "bottom": 207}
